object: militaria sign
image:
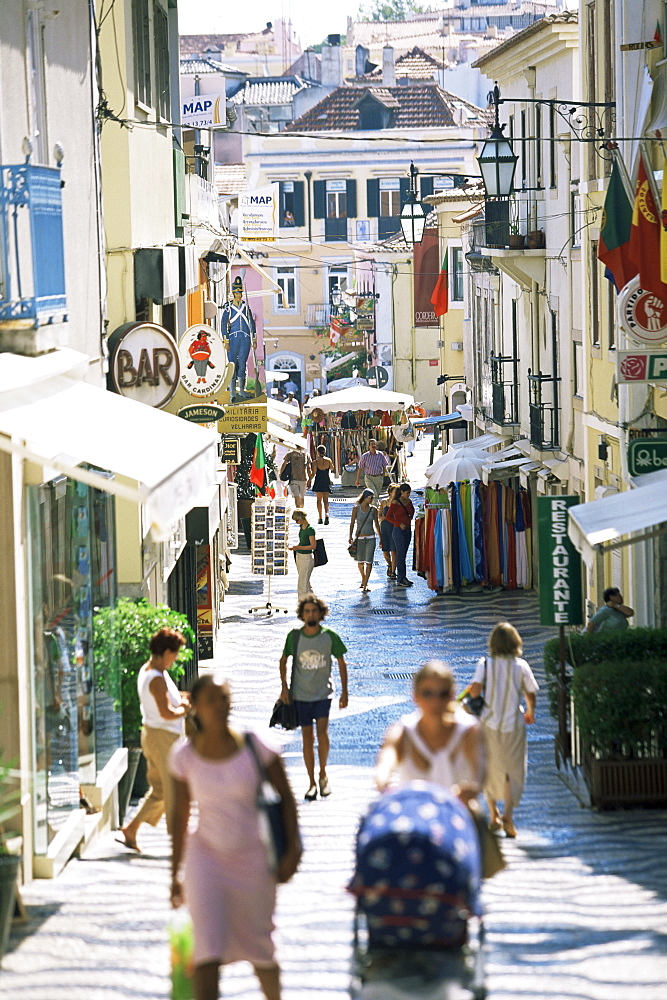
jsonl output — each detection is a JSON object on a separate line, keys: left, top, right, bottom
{"left": 537, "top": 496, "right": 583, "bottom": 626}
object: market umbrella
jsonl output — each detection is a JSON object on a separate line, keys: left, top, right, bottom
{"left": 426, "top": 445, "right": 491, "bottom": 479}
{"left": 426, "top": 452, "right": 486, "bottom": 488}
{"left": 303, "top": 385, "right": 414, "bottom": 415}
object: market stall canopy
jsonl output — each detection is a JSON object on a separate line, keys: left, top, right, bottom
{"left": 0, "top": 357, "right": 217, "bottom": 537}
{"left": 568, "top": 471, "right": 667, "bottom": 568}
{"left": 303, "top": 385, "right": 413, "bottom": 414}
{"left": 411, "top": 412, "right": 466, "bottom": 429}
{"left": 326, "top": 376, "right": 369, "bottom": 391}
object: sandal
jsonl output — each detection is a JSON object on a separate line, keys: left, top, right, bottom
{"left": 319, "top": 776, "right": 331, "bottom": 797}
{"left": 502, "top": 818, "right": 517, "bottom": 838}
{"left": 115, "top": 833, "right": 141, "bottom": 853}
{"left": 304, "top": 785, "right": 318, "bottom": 801}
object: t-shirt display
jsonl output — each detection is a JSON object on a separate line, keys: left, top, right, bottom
{"left": 251, "top": 499, "right": 289, "bottom": 576}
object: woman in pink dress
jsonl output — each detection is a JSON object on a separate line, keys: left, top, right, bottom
{"left": 170, "top": 675, "right": 301, "bottom": 1000}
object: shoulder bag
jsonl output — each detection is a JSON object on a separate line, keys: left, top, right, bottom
{"left": 270, "top": 630, "right": 299, "bottom": 730}
{"left": 280, "top": 461, "right": 292, "bottom": 482}
{"left": 462, "top": 658, "right": 487, "bottom": 717}
{"left": 313, "top": 537, "right": 328, "bottom": 567}
{"left": 246, "top": 732, "right": 288, "bottom": 871}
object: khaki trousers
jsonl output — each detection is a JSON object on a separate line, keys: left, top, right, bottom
{"left": 132, "top": 726, "right": 181, "bottom": 833}
{"left": 295, "top": 551, "right": 314, "bottom": 599}
{"left": 364, "top": 473, "right": 384, "bottom": 498}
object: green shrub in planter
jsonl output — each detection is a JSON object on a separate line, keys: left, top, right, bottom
{"left": 571, "top": 659, "right": 667, "bottom": 760}
{"left": 93, "top": 599, "right": 194, "bottom": 747}
{"left": 543, "top": 627, "right": 667, "bottom": 718}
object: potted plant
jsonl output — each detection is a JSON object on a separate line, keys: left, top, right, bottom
{"left": 508, "top": 222, "right": 525, "bottom": 249}
{"left": 0, "top": 756, "right": 21, "bottom": 965}
{"left": 93, "top": 599, "right": 194, "bottom": 820}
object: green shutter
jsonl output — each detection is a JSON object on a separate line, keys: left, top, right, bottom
{"left": 346, "top": 179, "right": 357, "bottom": 218}
{"left": 366, "top": 178, "right": 380, "bottom": 218}
{"left": 313, "top": 180, "right": 326, "bottom": 218}
{"left": 293, "top": 181, "right": 305, "bottom": 227}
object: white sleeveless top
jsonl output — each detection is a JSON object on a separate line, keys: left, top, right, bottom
{"left": 137, "top": 664, "right": 183, "bottom": 734}
{"left": 395, "top": 709, "right": 479, "bottom": 790}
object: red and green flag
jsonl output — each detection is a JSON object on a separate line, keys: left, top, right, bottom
{"left": 628, "top": 149, "right": 667, "bottom": 303}
{"left": 249, "top": 432, "right": 266, "bottom": 490}
{"left": 430, "top": 248, "right": 449, "bottom": 317}
{"left": 597, "top": 157, "right": 634, "bottom": 292}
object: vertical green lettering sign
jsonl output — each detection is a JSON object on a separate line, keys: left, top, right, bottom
{"left": 537, "top": 496, "right": 583, "bottom": 626}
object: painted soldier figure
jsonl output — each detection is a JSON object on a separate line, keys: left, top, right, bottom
{"left": 220, "top": 276, "right": 256, "bottom": 399}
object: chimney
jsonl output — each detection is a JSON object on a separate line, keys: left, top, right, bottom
{"left": 382, "top": 45, "right": 395, "bottom": 87}
{"left": 321, "top": 38, "right": 343, "bottom": 88}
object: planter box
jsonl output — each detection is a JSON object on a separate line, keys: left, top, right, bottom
{"left": 584, "top": 754, "right": 667, "bottom": 809}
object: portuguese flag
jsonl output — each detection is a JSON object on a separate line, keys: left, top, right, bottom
{"left": 597, "top": 158, "right": 634, "bottom": 291}
{"left": 430, "top": 248, "right": 449, "bottom": 317}
{"left": 249, "top": 432, "right": 266, "bottom": 490}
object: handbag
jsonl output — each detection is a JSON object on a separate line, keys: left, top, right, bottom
{"left": 246, "top": 732, "right": 288, "bottom": 871}
{"left": 313, "top": 537, "right": 328, "bottom": 567}
{"left": 280, "top": 461, "right": 292, "bottom": 482}
{"left": 462, "top": 659, "right": 487, "bottom": 717}
{"left": 269, "top": 698, "right": 298, "bottom": 730}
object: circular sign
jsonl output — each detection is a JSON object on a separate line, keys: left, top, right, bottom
{"left": 179, "top": 324, "right": 228, "bottom": 397}
{"left": 366, "top": 365, "right": 389, "bottom": 388}
{"left": 109, "top": 322, "right": 180, "bottom": 408}
{"left": 618, "top": 276, "right": 667, "bottom": 345}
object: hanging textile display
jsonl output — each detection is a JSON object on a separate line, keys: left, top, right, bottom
{"left": 414, "top": 481, "right": 532, "bottom": 592}
{"left": 303, "top": 410, "right": 409, "bottom": 482}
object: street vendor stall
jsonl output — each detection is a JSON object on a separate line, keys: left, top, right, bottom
{"left": 302, "top": 386, "right": 415, "bottom": 483}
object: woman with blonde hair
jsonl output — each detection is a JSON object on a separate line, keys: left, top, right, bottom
{"left": 467, "top": 622, "right": 538, "bottom": 838}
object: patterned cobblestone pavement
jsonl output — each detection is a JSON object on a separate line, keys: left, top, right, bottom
{"left": 3, "top": 439, "right": 667, "bottom": 999}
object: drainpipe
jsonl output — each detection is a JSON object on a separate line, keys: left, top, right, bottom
{"left": 304, "top": 170, "right": 312, "bottom": 243}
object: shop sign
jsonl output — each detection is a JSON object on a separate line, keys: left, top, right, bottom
{"left": 366, "top": 365, "right": 389, "bottom": 388}
{"left": 221, "top": 437, "right": 241, "bottom": 464}
{"left": 618, "top": 276, "right": 667, "bottom": 345}
{"left": 238, "top": 184, "right": 278, "bottom": 242}
{"left": 178, "top": 403, "right": 226, "bottom": 424}
{"left": 179, "top": 324, "right": 228, "bottom": 397}
{"left": 628, "top": 437, "right": 667, "bottom": 476}
{"left": 537, "top": 496, "right": 583, "bottom": 627}
{"left": 413, "top": 229, "right": 440, "bottom": 328}
{"left": 218, "top": 403, "right": 267, "bottom": 435}
{"left": 182, "top": 93, "right": 226, "bottom": 128}
{"left": 616, "top": 348, "right": 667, "bottom": 383}
{"left": 109, "top": 322, "right": 179, "bottom": 408}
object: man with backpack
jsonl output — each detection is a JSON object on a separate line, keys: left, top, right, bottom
{"left": 279, "top": 595, "right": 348, "bottom": 801}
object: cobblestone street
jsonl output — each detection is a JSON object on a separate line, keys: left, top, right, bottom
{"left": 3, "top": 440, "right": 667, "bottom": 999}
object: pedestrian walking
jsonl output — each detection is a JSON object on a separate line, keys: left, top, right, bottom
{"left": 585, "top": 586, "right": 634, "bottom": 633}
{"left": 466, "top": 622, "right": 538, "bottom": 838}
{"left": 308, "top": 445, "right": 334, "bottom": 524}
{"left": 375, "top": 660, "right": 485, "bottom": 800}
{"left": 290, "top": 510, "right": 316, "bottom": 599}
{"left": 384, "top": 482, "right": 415, "bottom": 587}
{"left": 170, "top": 674, "right": 301, "bottom": 1000}
{"left": 378, "top": 483, "right": 398, "bottom": 579}
{"left": 116, "top": 627, "right": 190, "bottom": 853}
{"left": 279, "top": 595, "right": 348, "bottom": 801}
{"left": 355, "top": 438, "right": 390, "bottom": 498}
{"left": 279, "top": 448, "right": 308, "bottom": 509}
{"left": 349, "top": 489, "right": 381, "bottom": 592}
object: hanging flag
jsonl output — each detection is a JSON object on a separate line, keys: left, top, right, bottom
{"left": 628, "top": 150, "right": 667, "bottom": 302}
{"left": 655, "top": 21, "right": 663, "bottom": 46}
{"left": 430, "top": 248, "right": 449, "bottom": 317}
{"left": 249, "top": 432, "right": 266, "bottom": 489}
{"left": 329, "top": 314, "right": 344, "bottom": 348}
{"left": 597, "top": 158, "right": 634, "bottom": 291}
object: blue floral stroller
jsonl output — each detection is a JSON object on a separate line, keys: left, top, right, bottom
{"left": 348, "top": 782, "right": 486, "bottom": 999}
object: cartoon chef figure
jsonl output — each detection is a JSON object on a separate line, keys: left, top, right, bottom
{"left": 188, "top": 329, "right": 215, "bottom": 384}
{"left": 220, "top": 276, "right": 256, "bottom": 399}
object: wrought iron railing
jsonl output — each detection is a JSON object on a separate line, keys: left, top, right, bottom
{"left": 528, "top": 368, "right": 560, "bottom": 449}
{"left": 305, "top": 303, "right": 331, "bottom": 328}
{"left": 490, "top": 352, "right": 519, "bottom": 424}
{"left": 0, "top": 161, "right": 67, "bottom": 325}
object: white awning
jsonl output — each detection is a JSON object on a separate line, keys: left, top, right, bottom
{"left": 265, "top": 422, "right": 306, "bottom": 452}
{"left": 568, "top": 472, "right": 667, "bottom": 568}
{"left": 0, "top": 370, "right": 218, "bottom": 538}
{"left": 304, "top": 385, "right": 413, "bottom": 414}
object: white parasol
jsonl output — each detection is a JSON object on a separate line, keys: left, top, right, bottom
{"left": 426, "top": 451, "right": 486, "bottom": 487}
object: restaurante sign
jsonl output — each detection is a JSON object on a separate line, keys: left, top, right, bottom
{"left": 537, "top": 496, "right": 583, "bottom": 627}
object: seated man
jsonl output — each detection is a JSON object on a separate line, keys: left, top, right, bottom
{"left": 585, "top": 587, "right": 634, "bottom": 633}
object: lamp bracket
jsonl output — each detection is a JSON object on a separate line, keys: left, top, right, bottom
{"left": 496, "top": 94, "right": 616, "bottom": 159}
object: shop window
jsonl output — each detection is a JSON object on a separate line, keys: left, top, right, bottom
{"left": 27, "top": 477, "right": 119, "bottom": 854}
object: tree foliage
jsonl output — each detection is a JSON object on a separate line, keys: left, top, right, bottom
{"left": 359, "top": 0, "right": 428, "bottom": 21}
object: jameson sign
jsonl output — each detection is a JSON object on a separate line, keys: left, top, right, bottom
{"left": 537, "top": 496, "right": 583, "bottom": 627}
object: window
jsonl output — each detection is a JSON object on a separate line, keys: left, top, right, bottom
{"left": 536, "top": 105, "right": 542, "bottom": 188}
{"left": 326, "top": 180, "right": 347, "bottom": 219}
{"left": 520, "top": 109, "right": 527, "bottom": 188}
{"left": 573, "top": 341, "right": 584, "bottom": 397}
{"left": 154, "top": 2, "right": 170, "bottom": 120}
{"left": 276, "top": 266, "right": 296, "bottom": 310}
{"left": 451, "top": 247, "right": 464, "bottom": 302}
{"left": 26, "top": 9, "right": 49, "bottom": 163}
{"left": 607, "top": 281, "right": 616, "bottom": 349}
{"left": 591, "top": 240, "right": 600, "bottom": 346}
{"left": 328, "top": 266, "right": 348, "bottom": 301}
{"left": 549, "top": 103, "right": 557, "bottom": 188}
{"left": 279, "top": 181, "right": 305, "bottom": 227}
{"left": 133, "top": 0, "right": 151, "bottom": 107}
{"left": 379, "top": 178, "right": 401, "bottom": 217}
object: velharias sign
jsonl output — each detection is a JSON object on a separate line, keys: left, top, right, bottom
{"left": 537, "top": 496, "right": 583, "bottom": 627}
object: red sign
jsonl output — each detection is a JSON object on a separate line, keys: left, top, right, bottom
{"left": 619, "top": 277, "right": 667, "bottom": 344}
{"left": 429, "top": 359, "right": 439, "bottom": 366}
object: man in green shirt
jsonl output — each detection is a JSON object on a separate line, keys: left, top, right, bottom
{"left": 586, "top": 587, "right": 634, "bottom": 633}
{"left": 279, "top": 595, "right": 348, "bottom": 801}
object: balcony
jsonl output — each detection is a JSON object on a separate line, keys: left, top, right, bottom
{"left": 306, "top": 303, "right": 332, "bottom": 328}
{"left": 528, "top": 369, "right": 560, "bottom": 450}
{"left": 490, "top": 353, "right": 519, "bottom": 425}
{"left": 0, "top": 161, "right": 67, "bottom": 352}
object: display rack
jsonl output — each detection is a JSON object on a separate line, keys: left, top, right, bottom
{"left": 249, "top": 498, "right": 290, "bottom": 615}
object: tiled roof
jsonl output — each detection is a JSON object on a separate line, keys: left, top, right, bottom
{"left": 368, "top": 47, "right": 444, "bottom": 80}
{"left": 231, "top": 77, "right": 307, "bottom": 107}
{"left": 180, "top": 56, "right": 239, "bottom": 75}
{"left": 350, "top": 4, "right": 559, "bottom": 47}
{"left": 285, "top": 83, "right": 487, "bottom": 133}
{"left": 473, "top": 11, "right": 579, "bottom": 68}
{"left": 215, "top": 164, "right": 247, "bottom": 196}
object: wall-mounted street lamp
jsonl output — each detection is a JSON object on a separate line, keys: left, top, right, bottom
{"left": 400, "top": 162, "right": 427, "bottom": 247}
{"left": 477, "top": 85, "right": 518, "bottom": 199}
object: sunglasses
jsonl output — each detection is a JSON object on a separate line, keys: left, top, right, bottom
{"left": 418, "top": 688, "right": 451, "bottom": 700}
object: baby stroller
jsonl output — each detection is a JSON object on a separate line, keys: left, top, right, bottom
{"left": 348, "top": 781, "right": 486, "bottom": 999}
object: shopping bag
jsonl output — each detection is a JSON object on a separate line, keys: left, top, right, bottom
{"left": 169, "top": 907, "right": 195, "bottom": 1000}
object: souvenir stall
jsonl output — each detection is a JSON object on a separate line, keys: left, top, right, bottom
{"left": 414, "top": 445, "right": 533, "bottom": 593}
{"left": 302, "top": 386, "right": 414, "bottom": 484}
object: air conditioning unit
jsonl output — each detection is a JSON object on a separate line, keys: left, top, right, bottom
{"left": 451, "top": 342, "right": 463, "bottom": 351}
{"left": 594, "top": 485, "right": 619, "bottom": 501}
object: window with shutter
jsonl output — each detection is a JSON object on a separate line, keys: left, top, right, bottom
{"left": 313, "top": 180, "right": 326, "bottom": 218}
{"left": 367, "top": 179, "right": 380, "bottom": 218}
{"left": 154, "top": 2, "right": 170, "bottom": 121}
{"left": 346, "top": 180, "right": 357, "bottom": 218}
{"left": 133, "top": 0, "right": 151, "bottom": 108}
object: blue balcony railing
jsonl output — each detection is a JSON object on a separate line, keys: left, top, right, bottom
{"left": 0, "top": 161, "right": 67, "bottom": 326}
